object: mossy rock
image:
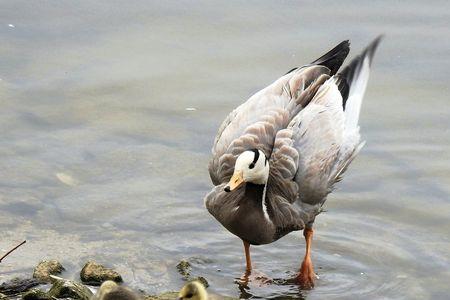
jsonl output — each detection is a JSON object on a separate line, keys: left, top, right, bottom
{"left": 176, "top": 260, "right": 191, "bottom": 278}
{"left": 0, "top": 292, "right": 8, "bottom": 300}
{"left": 22, "top": 289, "right": 54, "bottom": 300}
{"left": 80, "top": 261, "right": 122, "bottom": 285}
{"left": 33, "top": 260, "right": 65, "bottom": 283}
{"left": 47, "top": 278, "right": 93, "bottom": 300}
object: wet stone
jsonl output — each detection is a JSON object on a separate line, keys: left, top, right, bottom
{"left": 80, "top": 261, "right": 123, "bottom": 285}
{"left": 0, "top": 278, "right": 40, "bottom": 296}
{"left": 33, "top": 260, "right": 65, "bottom": 283}
{"left": 176, "top": 260, "right": 191, "bottom": 278}
{"left": 22, "top": 288, "right": 54, "bottom": 300}
{"left": 47, "top": 278, "right": 93, "bottom": 300}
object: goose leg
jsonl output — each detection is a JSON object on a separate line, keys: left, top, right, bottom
{"left": 296, "top": 228, "right": 316, "bottom": 289}
{"left": 243, "top": 240, "right": 252, "bottom": 273}
{"left": 239, "top": 240, "right": 252, "bottom": 285}
{"left": 239, "top": 240, "right": 272, "bottom": 286}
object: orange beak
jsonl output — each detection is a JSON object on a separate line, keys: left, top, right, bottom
{"left": 224, "top": 171, "right": 244, "bottom": 192}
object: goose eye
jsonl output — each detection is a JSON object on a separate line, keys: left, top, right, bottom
{"left": 186, "top": 293, "right": 194, "bottom": 298}
{"left": 249, "top": 163, "right": 255, "bottom": 169}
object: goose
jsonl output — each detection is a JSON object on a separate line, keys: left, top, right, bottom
{"left": 92, "top": 280, "right": 141, "bottom": 300}
{"left": 177, "top": 281, "right": 208, "bottom": 300}
{"left": 177, "top": 280, "right": 237, "bottom": 300}
{"left": 205, "top": 36, "right": 381, "bottom": 289}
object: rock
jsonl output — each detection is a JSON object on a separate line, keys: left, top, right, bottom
{"left": 33, "top": 260, "right": 65, "bottom": 283}
{"left": 0, "top": 278, "right": 40, "bottom": 296}
{"left": 80, "top": 261, "right": 123, "bottom": 285}
{"left": 0, "top": 292, "right": 8, "bottom": 300}
{"left": 22, "top": 289, "right": 54, "bottom": 300}
{"left": 176, "top": 260, "right": 191, "bottom": 278}
{"left": 47, "top": 278, "right": 93, "bottom": 300}
{"left": 175, "top": 260, "right": 208, "bottom": 288}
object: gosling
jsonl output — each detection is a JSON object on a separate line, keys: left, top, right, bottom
{"left": 177, "top": 281, "right": 208, "bottom": 300}
{"left": 92, "top": 280, "right": 141, "bottom": 300}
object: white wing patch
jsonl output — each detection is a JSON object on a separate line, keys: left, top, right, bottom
{"left": 345, "top": 56, "right": 370, "bottom": 130}
{"left": 262, "top": 184, "right": 272, "bottom": 223}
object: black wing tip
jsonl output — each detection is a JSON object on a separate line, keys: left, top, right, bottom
{"left": 338, "top": 39, "right": 351, "bottom": 49}
{"left": 336, "top": 76, "right": 349, "bottom": 105}
{"left": 364, "top": 35, "right": 384, "bottom": 65}
{"left": 338, "top": 35, "right": 383, "bottom": 109}
{"left": 340, "top": 35, "right": 383, "bottom": 78}
{"left": 284, "top": 40, "right": 350, "bottom": 75}
{"left": 310, "top": 39, "right": 351, "bottom": 75}
{"left": 284, "top": 36, "right": 382, "bottom": 77}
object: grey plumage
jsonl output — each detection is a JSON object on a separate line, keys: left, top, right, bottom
{"left": 205, "top": 37, "right": 381, "bottom": 245}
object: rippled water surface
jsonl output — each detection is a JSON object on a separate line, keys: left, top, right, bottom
{"left": 1, "top": 1, "right": 449, "bottom": 299}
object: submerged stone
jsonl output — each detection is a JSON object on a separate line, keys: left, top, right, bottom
{"left": 33, "top": 260, "right": 65, "bottom": 283}
{"left": 47, "top": 278, "right": 93, "bottom": 300}
{"left": 176, "top": 260, "right": 191, "bottom": 278}
{"left": 0, "top": 278, "right": 40, "bottom": 296}
{"left": 80, "top": 261, "right": 123, "bottom": 285}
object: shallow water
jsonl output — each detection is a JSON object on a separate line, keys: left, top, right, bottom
{"left": 1, "top": 1, "right": 449, "bottom": 299}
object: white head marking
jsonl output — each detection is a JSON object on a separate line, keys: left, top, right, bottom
{"left": 234, "top": 149, "right": 269, "bottom": 185}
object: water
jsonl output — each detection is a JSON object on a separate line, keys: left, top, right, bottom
{"left": 1, "top": 1, "right": 449, "bottom": 299}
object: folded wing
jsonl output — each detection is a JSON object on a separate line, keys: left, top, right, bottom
{"left": 268, "top": 37, "right": 381, "bottom": 212}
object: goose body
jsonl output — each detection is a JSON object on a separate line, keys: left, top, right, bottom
{"left": 204, "top": 37, "right": 381, "bottom": 288}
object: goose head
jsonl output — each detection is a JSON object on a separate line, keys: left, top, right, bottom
{"left": 224, "top": 149, "right": 269, "bottom": 192}
{"left": 177, "top": 281, "right": 207, "bottom": 300}
{"left": 94, "top": 280, "right": 141, "bottom": 300}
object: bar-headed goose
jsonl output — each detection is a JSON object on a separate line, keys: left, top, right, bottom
{"left": 205, "top": 37, "right": 382, "bottom": 289}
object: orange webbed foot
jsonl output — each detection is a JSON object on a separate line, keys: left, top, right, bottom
{"left": 295, "top": 256, "right": 317, "bottom": 289}
{"left": 237, "top": 269, "right": 272, "bottom": 287}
